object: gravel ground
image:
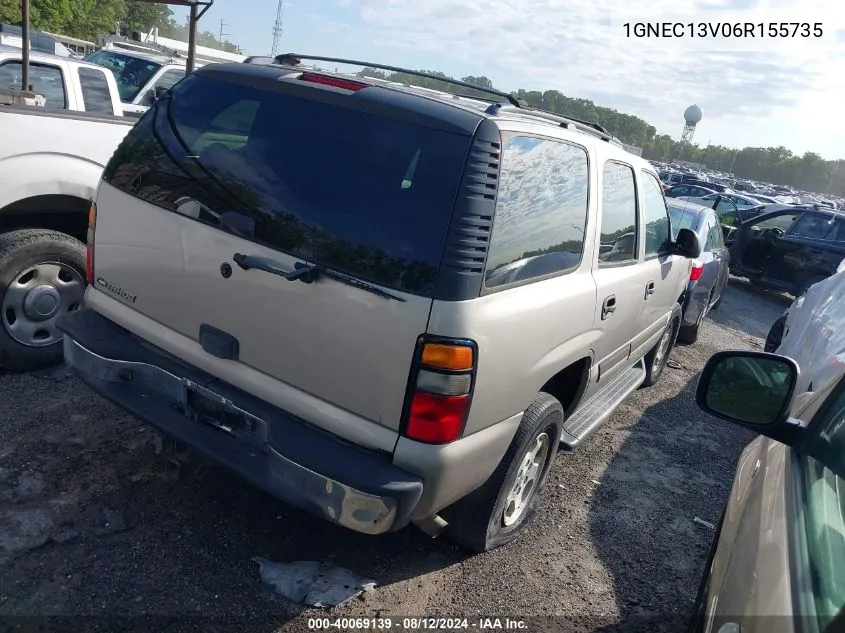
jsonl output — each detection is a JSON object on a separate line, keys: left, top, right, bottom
{"left": 0, "top": 278, "right": 792, "bottom": 633}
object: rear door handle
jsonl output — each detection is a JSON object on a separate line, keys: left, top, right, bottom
{"left": 601, "top": 295, "right": 616, "bottom": 319}
{"left": 645, "top": 281, "right": 655, "bottom": 298}
{"left": 233, "top": 253, "right": 316, "bottom": 283}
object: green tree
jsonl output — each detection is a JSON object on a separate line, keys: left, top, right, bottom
{"left": 121, "top": 0, "right": 173, "bottom": 33}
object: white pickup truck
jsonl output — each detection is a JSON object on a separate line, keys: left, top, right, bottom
{"left": 0, "top": 45, "right": 134, "bottom": 370}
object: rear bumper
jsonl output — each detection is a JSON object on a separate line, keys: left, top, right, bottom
{"left": 56, "top": 309, "right": 423, "bottom": 535}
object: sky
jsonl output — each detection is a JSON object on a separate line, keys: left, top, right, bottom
{"left": 175, "top": 0, "right": 845, "bottom": 160}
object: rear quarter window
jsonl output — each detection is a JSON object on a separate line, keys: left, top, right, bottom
{"left": 78, "top": 67, "right": 115, "bottom": 115}
{"left": 102, "top": 73, "right": 474, "bottom": 296}
{"left": 484, "top": 136, "right": 589, "bottom": 288}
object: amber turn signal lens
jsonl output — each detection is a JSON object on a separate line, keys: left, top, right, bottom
{"left": 421, "top": 343, "right": 474, "bottom": 371}
{"left": 88, "top": 202, "right": 97, "bottom": 227}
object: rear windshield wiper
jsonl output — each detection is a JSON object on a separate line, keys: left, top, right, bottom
{"left": 232, "top": 253, "right": 406, "bottom": 302}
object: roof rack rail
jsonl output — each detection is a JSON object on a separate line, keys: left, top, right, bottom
{"left": 274, "top": 53, "right": 529, "bottom": 108}
{"left": 271, "top": 53, "right": 616, "bottom": 143}
{"left": 486, "top": 103, "right": 617, "bottom": 143}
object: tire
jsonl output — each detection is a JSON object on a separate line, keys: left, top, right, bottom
{"left": 0, "top": 229, "right": 86, "bottom": 371}
{"left": 795, "top": 274, "right": 826, "bottom": 298}
{"left": 764, "top": 315, "right": 787, "bottom": 353}
{"left": 641, "top": 306, "right": 681, "bottom": 388}
{"left": 686, "top": 509, "right": 725, "bottom": 633}
{"left": 442, "top": 392, "right": 564, "bottom": 553}
{"left": 678, "top": 291, "right": 713, "bottom": 345}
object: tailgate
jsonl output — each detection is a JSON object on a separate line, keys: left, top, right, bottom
{"left": 90, "top": 70, "right": 473, "bottom": 432}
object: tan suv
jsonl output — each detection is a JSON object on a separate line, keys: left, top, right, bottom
{"left": 57, "top": 55, "right": 700, "bottom": 551}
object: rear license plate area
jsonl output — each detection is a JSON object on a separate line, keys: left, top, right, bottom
{"left": 184, "top": 387, "right": 252, "bottom": 436}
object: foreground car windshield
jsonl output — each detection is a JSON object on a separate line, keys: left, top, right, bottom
{"left": 85, "top": 50, "right": 161, "bottom": 102}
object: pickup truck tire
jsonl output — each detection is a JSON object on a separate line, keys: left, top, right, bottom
{"left": 0, "top": 229, "right": 86, "bottom": 371}
{"left": 641, "top": 306, "right": 681, "bottom": 388}
{"left": 442, "top": 392, "right": 564, "bottom": 553}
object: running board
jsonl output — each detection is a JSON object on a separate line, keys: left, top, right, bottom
{"left": 560, "top": 359, "right": 647, "bottom": 450}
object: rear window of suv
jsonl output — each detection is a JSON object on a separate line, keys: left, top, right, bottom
{"left": 102, "top": 73, "right": 473, "bottom": 296}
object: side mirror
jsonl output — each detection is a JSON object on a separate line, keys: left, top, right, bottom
{"left": 671, "top": 227, "right": 701, "bottom": 259}
{"left": 154, "top": 85, "right": 170, "bottom": 101}
{"left": 696, "top": 350, "right": 799, "bottom": 428}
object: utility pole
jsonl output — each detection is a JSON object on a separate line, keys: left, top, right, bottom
{"left": 219, "top": 19, "right": 229, "bottom": 43}
{"left": 729, "top": 149, "right": 739, "bottom": 174}
{"left": 21, "top": 0, "right": 30, "bottom": 91}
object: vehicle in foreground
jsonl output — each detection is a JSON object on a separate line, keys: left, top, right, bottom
{"left": 726, "top": 205, "right": 845, "bottom": 297}
{"left": 56, "top": 54, "right": 700, "bottom": 551}
{"left": 0, "top": 46, "right": 133, "bottom": 370}
{"left": 667, "top": 201, "right": 729, "bottom": 343}
{"left": 690, "top": 271, "right": 845, "bottom": 633}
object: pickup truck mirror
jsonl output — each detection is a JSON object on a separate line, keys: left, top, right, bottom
{"left": 695, "top": 350, "right": 803, "bottom": 445}
{"left": 671, "top": 227, "right": 701, "bottom": 259}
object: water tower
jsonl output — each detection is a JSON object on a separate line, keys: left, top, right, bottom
{"left": 681, "top": 104, "right": 702, "bottom": 143}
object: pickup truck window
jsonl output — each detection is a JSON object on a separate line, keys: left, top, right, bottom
{"left": 153, "top": 69, "right": 185, "bottom": 91}
{"left": 77, "top": 67, "right": 114, "bottom": 115}
{"left": 85, "top": 50, "right": 161, "bottom": 103}
{"left": 0, "top": 61, "right": 67, "bottom": 109}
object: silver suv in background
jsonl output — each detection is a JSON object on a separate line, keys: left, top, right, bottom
{"left": 57, "top": 55, "right": 699, "bottom": 551}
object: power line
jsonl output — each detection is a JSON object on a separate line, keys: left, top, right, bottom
{"left": 271, "top": 0, "right": 284, "bottom": 56}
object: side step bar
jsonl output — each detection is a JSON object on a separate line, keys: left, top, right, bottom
{"left": 559, "top": 359, "right": 647, "bottom": 450}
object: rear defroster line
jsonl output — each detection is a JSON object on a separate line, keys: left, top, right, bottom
{"left": 231, "top": 252, "right": 406, "bottom": 302}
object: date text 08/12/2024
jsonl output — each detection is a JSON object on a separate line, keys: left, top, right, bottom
{"left": 308, "top": 618, "right": 528, "bottom": 630}
{"left": 623, "top": 22, "right": 823, "bottom": 38}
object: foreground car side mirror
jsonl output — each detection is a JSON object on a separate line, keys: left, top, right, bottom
{"left": 671, "top": 227, "right": 701, "bottom": 259}
{"left": 696, "top": 350, "right": 802, "bottom": 440}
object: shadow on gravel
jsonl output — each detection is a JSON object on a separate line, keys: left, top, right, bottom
{"left": 0, "top": 393, "right": 468, "bottom": 632}
{"left": 587, "top": 374, "right": 754, "bottom": 633}
{"left": 706, "top": 278, "right": 792, "bottom": 342}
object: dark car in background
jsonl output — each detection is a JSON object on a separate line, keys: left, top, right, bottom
{"left": 727, "top": 206, "right": 845, "bottom": 297}
{"left": 667, "top": 200, "right": 730, "bottom": 343}
{"left": 665, "top": 183, "right": 717, "bottom": 199}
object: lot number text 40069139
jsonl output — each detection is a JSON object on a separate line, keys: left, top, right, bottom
{"left": 308, "top": 617, "right": 528, "bottom": 630}
{"left": 623, "top": 22, "right": 823, "bottom": 38}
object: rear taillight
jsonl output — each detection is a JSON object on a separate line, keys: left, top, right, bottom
{"left": 299, "top": 72, "right": 366, "bottom": 91}
{"left": 85, "top": 201, "right": 96, "bottom": 285}
{"left": 690, "top": 262, "right": 704, "bottom": 282}
{"left": 403, "top": 339, "right": 476, "bottom": 444}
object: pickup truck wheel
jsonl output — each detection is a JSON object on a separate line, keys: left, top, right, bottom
{"left": 0, "top": 230, "right": 86, "bottom": 371}
{"left": 641, "top": 307, "right": 681, "bottom": 388}
{"left": 441, "top": 392, "right": 563, "bottom": 553}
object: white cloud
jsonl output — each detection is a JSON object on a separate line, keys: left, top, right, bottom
{"left": 329, "top": 0, "right": 845, "bottom": 157}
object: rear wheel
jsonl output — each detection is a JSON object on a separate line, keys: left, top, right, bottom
{"left": 764, "top": 315, "right": 787, "bottom": 353}
{"left": 442, "top": 392, "right": 564, "bottom": 553}
{"left": 642, "top": 308, "right": 681, "bottom": 387}
{"left": 0, "top": 230, "right": 86, "bottom": 371}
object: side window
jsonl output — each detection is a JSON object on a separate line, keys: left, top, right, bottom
{"left": 599, "top": 162, "right": 638, "bottom": 265}
{"left": 801, "top": 381, "right": 845, "bottom": 631}
{"left": 485, "top": 136, "right": 589, "bottom": 287}
{"left": 0, "top": 61, "right": 66, "bottom": 108}
{"left": 641, "top": 171, "right": 671, "bottom": 258}
{"left": 826, "top": 219, "right": 845, "bottom": 243}
{"left": 708, "top": 214, "right": 725, "bottom": 249}
{"left": 78, "top": 67, "right": 114, "bottom": 115}
{"left": 789, "top": 213, "right": 835, "bottom": 240}
{"left": 755, "top": 213, "right": 800, "bottom": 232}
{"left": 672, "top": 186, "right": 689, "bottom": 196}
{"left": 154, "top": 69, "right": 185, "bottom": 91}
